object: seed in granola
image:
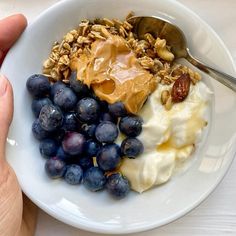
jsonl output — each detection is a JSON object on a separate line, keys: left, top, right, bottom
{"left": 171, "top": 73, "right": 191, "bottom": 103}
{"left": 165, "top": 96, "right": 173, "bottom": 110}
{"left": 161, "top": 90, "right": 170, "bottom": 105}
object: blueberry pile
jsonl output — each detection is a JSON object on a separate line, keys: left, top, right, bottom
{"left": 26, "top": 73, "right": 144, "bottom": 199}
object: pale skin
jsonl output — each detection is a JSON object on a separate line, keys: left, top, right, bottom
{"left": 0, "top": 14, "right": 37, "bottom": 236}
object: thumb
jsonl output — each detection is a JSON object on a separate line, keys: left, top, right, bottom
{"left": 0, "top": 74, "right": 13, "bottom": 159}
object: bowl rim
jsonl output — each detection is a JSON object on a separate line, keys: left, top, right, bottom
{"left": 1, "top": 0, "right": 236, "bottom": 234}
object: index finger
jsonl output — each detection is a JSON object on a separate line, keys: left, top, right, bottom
{"left": 0, "top": 14, "right": 27, "bottom": 64}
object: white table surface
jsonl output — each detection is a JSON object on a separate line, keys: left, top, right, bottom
{"left": 1, "top": 0, "right": 236, "bottom": 235}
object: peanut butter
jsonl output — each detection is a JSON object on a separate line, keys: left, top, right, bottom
{"left": 70, "top": 32, "right": 157, "bottom": 114}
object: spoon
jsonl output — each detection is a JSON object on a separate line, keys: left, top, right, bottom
{"left": 128, "top": 16, "right": 236, "bottom": 92}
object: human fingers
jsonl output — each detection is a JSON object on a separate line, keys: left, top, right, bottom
{"left": 0, "top": 75, "right": 13, "bottom": 160}
{"left": 0, "top": 14, "right": 27, "bottom": 65}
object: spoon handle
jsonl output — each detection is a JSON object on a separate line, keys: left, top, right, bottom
{"left": 186, "top": 54, "right": 236, "bottom": 92}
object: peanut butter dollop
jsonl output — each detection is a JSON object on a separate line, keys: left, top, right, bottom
{"left": 70, "top": 33, "right": 157, "bottom": 114}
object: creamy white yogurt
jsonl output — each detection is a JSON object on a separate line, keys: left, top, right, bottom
{"left": 120, "top": 81, "right": 212, "bottom": 193}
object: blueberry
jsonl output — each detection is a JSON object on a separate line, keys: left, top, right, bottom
{"left": 26, "top": 74, "right": 50, "bottom": 97}
{"left": 80, "top": 123, "right": 97, "bottom": 138}
{"left": 64, "top": 164, "right": 83, "bottom": 185}
{"left": 63, "top": 112, "right": 78, "bottom": 131}
{"left": 45, "top": 157, "right": 66, "bottom": 179}
{"left": 85, "top": 140, "right": 101, "bottom": 157}
{"left": 39, "top": 139, "right": 58, "bottom": 158}
{"left": 83, "top": 167, "right": 106, "bottom": 191}
{"left": 31, "top": 98, "right": 52, "bottom": 117}
{"left": 69, "top": 71, "right": 90, "bottom": 96}
{"left": 39, "top": 104, "right": 63, "bottom": 131}
{"left": 121, "top": 138, "right": 144, "bottom": 158}
{"left": 62, "top": 132, "right": 85, "bottom": 155}
{"left": 119, "top": 116, "right": 143, "bottom": 137}
{"left": 108, "top": 102, "right": 127, "bottom": 117}
{"left": 32, "top": 119, "right": 50, "bottom": 140}
{"left": 78, "top": 156, "right": 94, "bottom": 170}
{"left": 106, "top": 173, "right": 130, "bottom": 199}
{"left": 56, "top": 146, "right": 73, "bottom": 163}
{"left": 100, "top": 112, "right": 117, "bottom": 124}
{"left": 50, "top": 81, "right": 66, "bottom": 98}
{"left": 76, "top": 97, "right": 100, "bottom": 123}
{"left": 51, "top": 128, "right": 66, "bottom": 143}
{"left": 54, "top": 87, "right": 78, "bottom": 111}
{"left": 95, "top": 121, "right": 118, "bottom": 143}
{"left": 97, "top": 144, "right": 121, "bottom": 171}
{"left": 99, "top": 100, "right": 109, "bottom": 112}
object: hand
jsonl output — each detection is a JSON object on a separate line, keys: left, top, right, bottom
{"left": 0, "top": 15, "right": 37, "bottom": 236}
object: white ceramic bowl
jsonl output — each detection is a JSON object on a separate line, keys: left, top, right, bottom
{"left": 1, "top": 0, "right": 236, "bottom": 234}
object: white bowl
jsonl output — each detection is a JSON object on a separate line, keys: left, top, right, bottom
{"left": 1, "top": 0, "right": 236, "bottom": 234}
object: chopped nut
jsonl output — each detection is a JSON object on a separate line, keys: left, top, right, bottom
{"left": 154, "top": 38, "right": 174, "bottom": 62}
{"left": 171, "top": 74, "right": 191, "bottom": 103}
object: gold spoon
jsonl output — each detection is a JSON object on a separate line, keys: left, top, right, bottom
{"left": 128, "top": 16, "right": 236, "bottom": 91}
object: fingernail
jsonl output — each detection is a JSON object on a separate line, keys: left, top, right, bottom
{"left": 0, "top": 74, "right": 8, "bottom": 96}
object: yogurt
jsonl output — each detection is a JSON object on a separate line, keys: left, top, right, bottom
{"left": 120, "top": 81, "right": 212, "bottom": 193}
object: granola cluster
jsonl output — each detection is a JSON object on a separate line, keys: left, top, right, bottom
{"left": 42, "top": 13, "right": 202, "bottom": 110}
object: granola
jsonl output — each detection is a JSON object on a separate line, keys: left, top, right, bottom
{"left": 43, "top": 13, "right": 202, "bottom": 110}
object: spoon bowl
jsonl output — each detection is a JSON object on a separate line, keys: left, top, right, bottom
{"left": 128, "top": 16, "right": 236, "bottom": 91}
